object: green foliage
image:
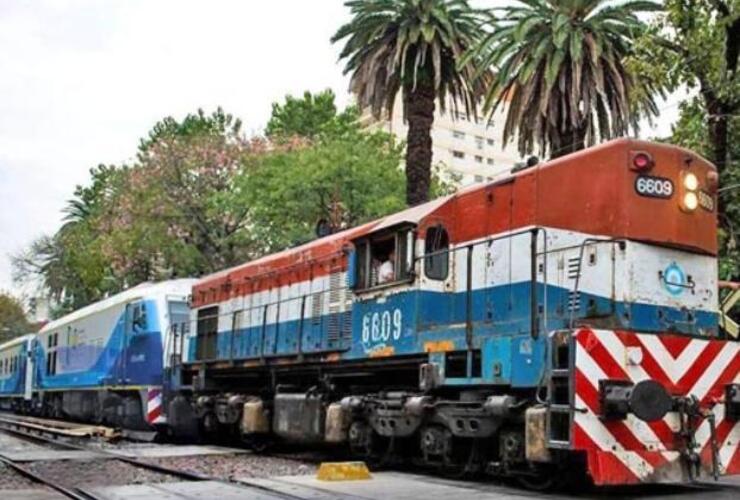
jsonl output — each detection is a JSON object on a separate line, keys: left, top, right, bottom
{"left": 635, "top": 1, "right": 739, "bottom": 169}
{"left": 234, "top": 125, "right": 405, "bottom": 252}
{"left": 333, "top": 0, "right": 490, "bottom": 205}
{"left": 468, "top": 0, "right": 662, "bottom": 158}
{"left": 0, "top": 293, "right": 31, "bottom": 343}
{"left": 138, "top": 107, "right": 243, "bottom": 154}
{"left": 266, "top": 89, "right": 356, "bottom": 139}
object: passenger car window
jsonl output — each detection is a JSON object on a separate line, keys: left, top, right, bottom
{"left": 424, "top": 225, "right": 450, "bottom": 280}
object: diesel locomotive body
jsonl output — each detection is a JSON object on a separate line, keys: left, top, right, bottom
{"left": 172, "top": 138, "right": 739, "bottom": 486}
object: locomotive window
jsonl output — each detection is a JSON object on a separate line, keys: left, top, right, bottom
{"left": 424, "top": 225, "right": 449, "bottom": 280}
{"left": 353, "top": 228, "right": 414, "bottom": 290}
{"left": 132, "top": 303, "right": 147, "bottom": 332}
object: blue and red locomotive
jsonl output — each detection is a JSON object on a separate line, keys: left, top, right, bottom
{"left": 171, "top": 138, "right": 739, "bottom": 486}
{"left": 3, "top": 138, "right": 738, "bottom": 487}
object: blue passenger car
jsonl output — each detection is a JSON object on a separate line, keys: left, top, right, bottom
{"left": 0, "top": 334, "right": 35, "bottom": 411}
{"left": 35, "top": 279, "right": 195, "bottom": 429}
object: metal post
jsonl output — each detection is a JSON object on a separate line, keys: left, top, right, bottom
{"left": 531, "top": 228, "right": 539, "bottom": 339}
{"left": 465, "top": 245, "right": 473, "bottom": 350}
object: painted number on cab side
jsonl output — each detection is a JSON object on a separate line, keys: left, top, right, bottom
{"left": 362, "top": 309, "right": 403, "bottom": 343}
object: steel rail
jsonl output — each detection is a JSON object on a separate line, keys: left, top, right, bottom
{"left": 0, "top": 420, "right": 307, "bottom": 500}
{"left": 0, "top": 454, "right": 99, "bottom": 500}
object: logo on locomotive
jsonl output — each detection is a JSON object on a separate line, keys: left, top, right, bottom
{"left": 662, "top": 262, "right": 687, "bottom": 296}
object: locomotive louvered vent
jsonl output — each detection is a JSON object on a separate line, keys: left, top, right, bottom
{"left": 567, "top": 257, "right": 581, "bottom": 280}
{"left": 568, "top": 291, "right": 581, "bottom": 312}
{"left": 329, "top": 271, "right": 343, "bottom": 305}
{"left": 327, "top": 271, "right": 351, "bottom": 347}
{"left": 311, "top": 292, "right": 323, "bottom": 325}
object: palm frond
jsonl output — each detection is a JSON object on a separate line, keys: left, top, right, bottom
{"left": 469, "top": 0, "right": 661, "bottom": 157}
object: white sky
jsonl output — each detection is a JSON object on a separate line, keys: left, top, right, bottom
{"left": 0, "top": 0, "right": 679, "bottom": 297}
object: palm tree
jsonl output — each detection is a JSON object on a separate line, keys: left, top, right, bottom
{"left": 333, "top": 0, "right": 490, "bottom": 206}
{"left": 468, "top": 0, "right": 662, "bottom": 158}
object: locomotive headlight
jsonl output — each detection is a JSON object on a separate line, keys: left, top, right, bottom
{"left": 683, "top": 192, "right": 699, "bottom": 211}
{"left": 683, "top": 172, "right": 698, "bottom": 191}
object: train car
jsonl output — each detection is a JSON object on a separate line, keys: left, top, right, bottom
{"left": 34, "top": 279, "right": 195, "bottom": 430}
{"left": 0, "top": 334, "right": 35, "bottom": 411}
{"left": 174, "top": 138, "right": 739, "bottom": 487}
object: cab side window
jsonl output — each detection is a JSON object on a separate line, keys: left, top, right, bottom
{"left": 132, "top": 303, "right": 147, "bottom": 332}
{"left": 353, "top": 229, "right": 414, "bottom": 290}
{"left": 424, "top": 225, "right": 450, "bottom": 280}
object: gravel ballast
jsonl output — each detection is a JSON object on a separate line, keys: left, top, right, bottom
{"left": 143, "top": 453, "right": 316, "bottom": 480}
{"left": 0, "top": 462, "right": 46, "bottom": 490}
{"left": 24, "top": 459, "right": 180, "bottom": 488}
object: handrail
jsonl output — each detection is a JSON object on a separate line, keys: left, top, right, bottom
{"left": 184, "top": 229, "right": 641, "bottom": 363}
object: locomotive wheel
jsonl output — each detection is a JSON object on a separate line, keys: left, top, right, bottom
{"left": 348, "top": 421, "right": 377, "bottom": 459}
{"left": 419, "top": 426, "right": 481, "bottom": 478}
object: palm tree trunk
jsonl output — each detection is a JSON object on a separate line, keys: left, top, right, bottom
{"left": 405, "top": 83, "right": 435, "bottom": 206}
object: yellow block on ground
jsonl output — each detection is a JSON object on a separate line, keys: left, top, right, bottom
{"left": 316, "top": 461, "right": 372, "bottom": 481}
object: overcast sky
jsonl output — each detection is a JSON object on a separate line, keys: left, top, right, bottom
{"left": 0, "top": 0, "right": 679, "bottom": 298}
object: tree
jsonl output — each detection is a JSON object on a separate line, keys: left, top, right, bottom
{"left": 0, "top": 293, "right": 32, "bottom": 342}
{"left": 121, "top": 108, "right": 257, "bottom": 275}
{"left": 332, "top": 0, "right": 489, "bottom": 206}
{"left": 643, "top": 0, "right": 739, "bottom": 185}
{"left": 234, "top": 109, "right": 407, "bottom": 251}
{"left": 266, "top": 89, "right": 354, "bottom": 139}
{"left": 468, "top": 0, "right": 662, "bottom": 158}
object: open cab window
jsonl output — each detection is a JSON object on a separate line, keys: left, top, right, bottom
{"left": 352, "top": 226, "right": 415, "bottom": 291}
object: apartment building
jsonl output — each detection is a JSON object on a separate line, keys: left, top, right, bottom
{"left": 360, "top": 94, "right": 522, "bottom": 185}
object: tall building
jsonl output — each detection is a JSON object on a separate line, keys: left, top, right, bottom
{"left": 359, "top": 94, "right": 522, "bottom": 185}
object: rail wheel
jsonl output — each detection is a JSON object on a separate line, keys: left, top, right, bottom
{"left": 348, "top": 421, "right": 376, "bottom": 459}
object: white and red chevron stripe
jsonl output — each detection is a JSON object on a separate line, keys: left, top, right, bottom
{"left": 572, "top": 328, "right": 740, "bottom": 485}
{"left": 146, "top": 387, "right": 166, "bottom": 425}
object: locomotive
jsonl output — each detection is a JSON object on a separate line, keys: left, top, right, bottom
{"left": 167, "top": 138, "right": 739, "bottom": 486}
{"left": 2, "top": 138, "right": 738, "bottom": 487}
{"left": 0, "top": 279, "right": 194, "bottom": 429}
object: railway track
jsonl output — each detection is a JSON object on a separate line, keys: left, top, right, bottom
{"left": 0, "top": 417, "right": 312, "bottom": 499}
{"left": 3, "top": 413, "right": 739, "bottom": 500}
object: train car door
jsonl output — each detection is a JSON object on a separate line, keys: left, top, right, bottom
{"left": 121, "top": 301, "right": 145, "bottom": 383}
{"left": 24, "top": 337, "right": 34, "bottom": 400}
{"left": 196, "top": 306, "right": 218, "bottom": 360}
{"left": 165, "top": 299, "right": 190, "bottom": 369}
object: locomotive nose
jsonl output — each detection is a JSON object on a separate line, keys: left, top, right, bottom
{"left": 600, "top": 379, "right": 673, "bottom": 422}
